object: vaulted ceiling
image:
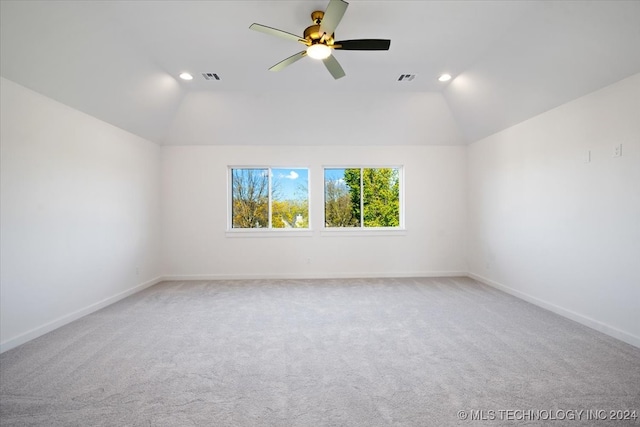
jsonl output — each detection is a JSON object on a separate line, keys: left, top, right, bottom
{"left": 2, "top": 1, "right": 639, "bottom": 146}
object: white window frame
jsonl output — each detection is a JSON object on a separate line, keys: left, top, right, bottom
{"left": 322, "top": 165, "right": 405, "bottom": 235}
{"left": 226, "top": 166, "right": 312, "bottom": 237}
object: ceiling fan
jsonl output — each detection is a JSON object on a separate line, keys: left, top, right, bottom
{"left": 249, "top": 0, "right": 391, "bottom": 80}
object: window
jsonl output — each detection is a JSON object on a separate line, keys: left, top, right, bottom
{"left": 324, "top": 167, "right": 401, "bottom": 228}
{"left": 230, "top": 167, "right": 309, "bottom": 229}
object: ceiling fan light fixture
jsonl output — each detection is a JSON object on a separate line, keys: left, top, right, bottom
{"left": 250, "top": 0, "right": 390, "bottom": 79}
{"left": 307, "top": 44, "right": 331, "bottom": 60}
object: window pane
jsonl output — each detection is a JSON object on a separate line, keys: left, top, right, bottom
{"left": 324, "top": 168, "right": 360, "bottom": 227}
{"left": 362, "top": 168, "right": 400, "bottom": 227}
{"left": 231, "top": 168, "right": 269, "bottom": 228}
{"left": 271, "top": 168, "right": 309, "bottom": 228}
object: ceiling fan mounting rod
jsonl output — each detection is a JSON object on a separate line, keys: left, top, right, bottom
{"left": 311, "top": 11, "right": 324, "bottom": 24}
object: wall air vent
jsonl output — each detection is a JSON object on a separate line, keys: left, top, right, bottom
{"left": 397, "top": 74, "right": 415, "bottom": 82}
{"left": 202, "top": 73, "right": 221, "bottom": 81}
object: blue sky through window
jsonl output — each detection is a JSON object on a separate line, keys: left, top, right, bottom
{"left": 272, "top": 168, "right": 308, "bottom": 201}
{"left": 324, "top": 168, "right": 346, "bottom": 185}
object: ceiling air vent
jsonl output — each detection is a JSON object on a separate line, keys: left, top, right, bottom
{"left": 397, "top": 74, "right": 415, "bottom": 82}
{"left": 202, "top": 73, "right": 221, "bottom": 81}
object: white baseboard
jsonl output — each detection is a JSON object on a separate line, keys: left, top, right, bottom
{"left": 161, "top": 271, "right": 468, "bottom": 281}
{"left": 0, "top": 276, "right": 163, "bottom": 354}
{"left": 468, "top": 273, "right": 640, "bottom": 349}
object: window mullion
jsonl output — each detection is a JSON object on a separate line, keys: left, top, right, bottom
{"left": 268, "top": 168, "right": 272, "bottom": 229}
{"left": 360, "top": 168, "right": 364, "bottom": 228}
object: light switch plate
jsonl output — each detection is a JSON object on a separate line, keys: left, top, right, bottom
{"left": 613, "top": 144, "right": 622, "bottom": 157}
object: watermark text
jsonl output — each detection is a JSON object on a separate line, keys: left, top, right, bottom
{"left": 456, "top": 409, "right": 638, "bottom": 422}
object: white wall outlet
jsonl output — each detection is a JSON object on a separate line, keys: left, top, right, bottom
{"left": 613, "top": 144, "right": 622, "bottom": 157}
{"left": 583, "top": 150, "right": 591, "bottom": 163}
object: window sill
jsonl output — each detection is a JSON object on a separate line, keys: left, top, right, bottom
{"left": 225, "top": 229, "right": 314, "bottom": 238}
{"left": 225, "top": 228, "right": 407, "bottom": 238}
{"left": 320, "top": 228, "right": 407, "bottom": 237}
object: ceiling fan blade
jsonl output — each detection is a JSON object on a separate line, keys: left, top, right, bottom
{"left": 269, "top": 51, "right": 307, "bottom": 72}
{"left": 319, "top": 0, "right": 349, "bottom": 37}
{"left": 322, "top": 54, "right": 346, "bottom": 80}
{"left": 334, "top": 39, "right": 391, "bottom": 51}
{"left": 250, "top": 23, "right": 306, "bottom": 44}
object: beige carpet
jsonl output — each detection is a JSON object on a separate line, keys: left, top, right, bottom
{"left": 1, "top": 277, "right": 639, "bottom": 426}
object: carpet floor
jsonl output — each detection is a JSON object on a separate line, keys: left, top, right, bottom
{"left": 1, "top": 277, "right": 639, "bottom": 426}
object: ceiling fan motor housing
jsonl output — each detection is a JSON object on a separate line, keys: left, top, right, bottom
{"left": 305, "top": 11, "right": 334, "bottom": 45}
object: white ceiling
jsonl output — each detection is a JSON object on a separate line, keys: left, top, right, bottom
{"left": 1, "top": 0, "right": 639, "bottom": 145}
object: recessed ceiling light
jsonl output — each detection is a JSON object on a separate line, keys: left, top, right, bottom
{"left": 438, "top": 74, "right": 452, "bottom": 82}
{"left": 179, "top": 72, "right": 193, "bottom": 81}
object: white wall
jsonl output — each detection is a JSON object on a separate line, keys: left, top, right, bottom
{"left": 161, "top": 145, "right": 467, "bottom": 279}
{"left": 3, "top": 69, "right": 638, "bottom": 352}
{"left": 163, "top": 91, "right": 464, "bottom": 146}
{"left": 467, "top": 73, "right": 640, "bottom": 347}
{"left": 0, "top": 78, "right": 162, "bottom": 352}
